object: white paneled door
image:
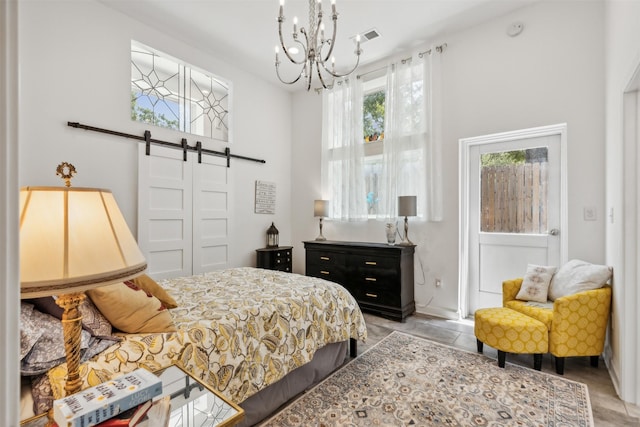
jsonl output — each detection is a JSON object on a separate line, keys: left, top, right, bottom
{"left": 460, "top": 124, "right": 567, "bottom": 317}
{"left": 138, "top": 145, "right": 229, "bottom": 279}
{"left": 192, "top": 152, "right": 229, "bottom": 274}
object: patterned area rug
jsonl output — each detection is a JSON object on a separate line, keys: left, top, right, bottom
{"left": 259, "top": 331, "right": 593, "bottom": 426}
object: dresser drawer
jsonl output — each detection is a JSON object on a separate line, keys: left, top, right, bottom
{"left": 306, "top": 263, "right": 343, "bottom": 283}
{"left": 357, "top": 285, "right": 401, "bottom": 306}
{"left": 306, "top": 250, "right": 346, "bottom": 267}
{"left": 348, "top": 253, "right": 397, "bottom": 271}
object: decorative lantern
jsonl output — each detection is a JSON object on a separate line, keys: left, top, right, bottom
{"left": 266, "top": 222, "right": 279, "bottom": 248}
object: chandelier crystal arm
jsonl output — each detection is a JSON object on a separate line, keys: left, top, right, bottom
{"left": 319, "top": 12, "right": 338, "bottom": 64}
{"left": 315, "top": 60, "right": 333, "bottom": 89}
{"left": 278, "top": 17, "right": 307, "bottom": 65}
{"left": 276, "top": 60, "right": 305, "bottom": 85}
{"left": 320, "top": 50, "right": 361, "bottom": 78}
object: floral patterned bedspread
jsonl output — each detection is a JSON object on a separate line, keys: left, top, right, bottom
{"left": 48, "top": 267, "right": 367, "bottom": 403}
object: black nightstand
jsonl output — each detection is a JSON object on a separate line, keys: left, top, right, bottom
{"left": 256, "top": 246, "right": 293, "bottom": 272}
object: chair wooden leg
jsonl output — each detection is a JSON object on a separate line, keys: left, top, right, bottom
{"left": 533, "top": 354, "right": 543, "bottom": 371}
{"left": 555, "top": 356, "right": 565, "bottom": 375}
{"left": 590, "top": 355, "right": 599, "bottom": 368}
{"left": 498, "top": 350, "right": 506, "bottom": 368}
{"left": 477, "top": 339, "right": 484, "bottom": 353}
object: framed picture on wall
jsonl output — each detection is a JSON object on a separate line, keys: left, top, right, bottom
{"left": 255, "top": 180, "right": 276, "bottom": 214}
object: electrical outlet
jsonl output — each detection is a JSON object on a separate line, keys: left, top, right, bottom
{"left": 584, "top": 206, "right": 597, "bottom": 221}
{"left": 435, "top": 279, "right": 442, "bottom": 288}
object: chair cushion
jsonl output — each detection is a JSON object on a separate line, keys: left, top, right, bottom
{"left": 548, "top": 259, "right": 612, "bottom": 301}
{"left": 505, "top": 300, "right": 554, "bottom": 330}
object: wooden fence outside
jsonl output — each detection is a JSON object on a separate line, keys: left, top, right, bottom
{"left": 481, "top": 162, "right": 548, "bottom": 233}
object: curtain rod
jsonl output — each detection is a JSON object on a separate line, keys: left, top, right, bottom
{"left": 67, "top": 122, "right": 266, "bottom": 167}
{"left": 356, "top": 43, "right": 449, "bottom": 80}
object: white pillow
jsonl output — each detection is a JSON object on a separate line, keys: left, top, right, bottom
{"left": 516, "top": 264, "right": 557, "bottom": 303}
{"left": 548, "top": 259, "right": 612, "bottom": 301}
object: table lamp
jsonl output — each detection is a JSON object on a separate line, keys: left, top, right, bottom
{"left": 397, "top": 195, "right": 417, "bottom": 246}
{"left": 20, "top": 163, "right": 147, "bottom": 396}
{"left": 314, "top": 200, "right": 329, "bottom": 241}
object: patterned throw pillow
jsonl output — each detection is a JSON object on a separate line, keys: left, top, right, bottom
{"left": 28, "top": 296, "right": 113, "bottom": 337}
{"left": 87, "top": 281, "right": 177, "bottom": 333}
{"left": 19, "top": 302, "right": 117, "bottom": 375}
{"left": 516, "top": 264, "right": 557, "bottom": 303}
{"left": 548, "top": 259, "right": 612, "bottom": 301}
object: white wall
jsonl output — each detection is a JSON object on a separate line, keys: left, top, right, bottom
{"left": 291, "top": 1, "right": 606, "bottom": 319}
{"left": 604, "top": 0, "right": 640, "bottom": 406}
{"left": 18, "top": 0, "right": 293, "bottom": 268}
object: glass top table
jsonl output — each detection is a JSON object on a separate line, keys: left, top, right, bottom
{"left": 21, "top": 364, "right": 244, "bottom": 427}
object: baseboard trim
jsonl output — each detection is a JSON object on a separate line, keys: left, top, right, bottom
{"left": 415, "top": 305, "right": 459, "bottom": 320}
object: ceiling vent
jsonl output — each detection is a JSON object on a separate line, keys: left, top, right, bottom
{"left": 352, "top": 28, "right": 380, "bottom": 44}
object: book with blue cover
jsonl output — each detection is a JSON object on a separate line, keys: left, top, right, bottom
{"left": 53, "top": 368, "right": 162, "bottom": 427}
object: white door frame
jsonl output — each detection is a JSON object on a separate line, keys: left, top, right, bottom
{"left": 1, "top": 0, "right": 20, "bottom": 424}
{"left": 458, "top": 124, "right": 568, "bottom": 319}
{"left": 616, "top": 62, "right": 640, "bottom": 405}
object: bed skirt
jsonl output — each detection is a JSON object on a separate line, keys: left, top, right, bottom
{"left": 238, "top": 341, "right": 349, "bottom": 426}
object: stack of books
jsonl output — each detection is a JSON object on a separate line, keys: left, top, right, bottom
{"left": 52, "top": 368, "right": 166, "bottom": 427}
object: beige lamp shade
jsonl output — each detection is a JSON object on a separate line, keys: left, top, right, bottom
{"left": 314, "top": 199, "right": 329, "bottom": 217}
{"left": 398, "top": 195, "right": 417, "bottom": 217}
{"left": 20, "top": 186, "right": 147, "bottom": 298}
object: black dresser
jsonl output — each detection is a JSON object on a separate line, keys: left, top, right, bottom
{"left": 256, "top": 246, "right": 293, "bottom": 272}
{"left": 303, "top": 240, "right": 415, "bottom": 321}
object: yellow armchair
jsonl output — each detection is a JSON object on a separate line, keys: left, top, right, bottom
{"left": 503, "top": 278, "right": 612, "bottom": 374}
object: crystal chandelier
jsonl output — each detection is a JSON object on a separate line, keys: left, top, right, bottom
{"left": 275, "top": 0, "right": 362, "bottom": 91}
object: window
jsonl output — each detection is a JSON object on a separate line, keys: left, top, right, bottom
{"left": 322, "top": 52, "right": 442, "bottom": 222}
{"left": 362, "top": 73, "right": 385, "bottom": 216}
{"left": 130, "top": 41, "right": 231, "bottom": 142}
{"left": 480, "top": 147, "right": 549, "bottom": 233}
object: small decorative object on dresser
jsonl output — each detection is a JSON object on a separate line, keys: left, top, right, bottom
{"left": 256, "top": 246, "right": 293, "bottom": 272}
{"left": 304, "top": 240, "right": 415, "bottom": 321}
{"left": 266, "top": 222, "right": 279, "bottom": 247}
{"left": 385, "top": 223, "right": 396, "bottom": 244}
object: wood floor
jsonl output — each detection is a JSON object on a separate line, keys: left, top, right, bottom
{"left": 360, "top": 313, "right": 640, "bottom": 427}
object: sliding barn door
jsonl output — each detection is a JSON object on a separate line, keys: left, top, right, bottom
{"left": 192, "top": 154, "right": 229, "bottom": 274}
{"left": 138, "top": 145, "right": 193, "bottom": 279}
{"left": 138, "top": 144, "right": 230, "bottom": 278}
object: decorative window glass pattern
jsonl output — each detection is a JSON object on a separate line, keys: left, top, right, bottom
{"left": 131, "top": 41, "right": 230, "bottom": 142}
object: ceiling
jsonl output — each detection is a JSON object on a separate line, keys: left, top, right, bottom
{"left": 100, "top": 0, "right": 537, "bottom": 92}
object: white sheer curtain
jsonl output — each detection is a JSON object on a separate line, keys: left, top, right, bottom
{"left": 321, "top": 48, "right": 443, "bottom": 222}
{"left": 321, "top": 78, "right": 368, "bottom": 221}
{"left": 377, "top": 50, "right": 443, "bottom": 221}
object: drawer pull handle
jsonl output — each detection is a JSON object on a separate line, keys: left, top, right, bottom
{"left": 320, "top": 256, "right": 330, "bottom": 261}
{"left": 365, "top": 261, "right": 377, "bottom": 265}
{"left": 366, "top": 293, "right": 378, "bottom": 298}
{"left": 320, "top": 270, "right": 330, "bottom": 275}
{"left": 365, "top": 277, "right": 377, "bottom": 282}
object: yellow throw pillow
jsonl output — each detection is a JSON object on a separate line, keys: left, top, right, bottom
{"left": 87, "top": 281, "right": 177, "bottom": 334}
{"left": 132, "top": 274, "right": 178, "bottom": 309}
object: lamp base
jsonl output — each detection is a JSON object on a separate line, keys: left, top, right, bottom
{"left": 55, "top": 292, "right": 86, "bottom": 396}
{"left": 395, "top": 215, "right": 414, "bottom": 246}
{"left": 315, "top": 218, "right": 327, "bottom": 241}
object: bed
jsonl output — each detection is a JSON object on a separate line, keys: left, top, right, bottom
{"left": 20, "top": 267, "right": 367, "bottom": 426}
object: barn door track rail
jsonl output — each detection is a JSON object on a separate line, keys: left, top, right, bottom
{"left": 67, "top": 121, "right": 266, "bottom": 167}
